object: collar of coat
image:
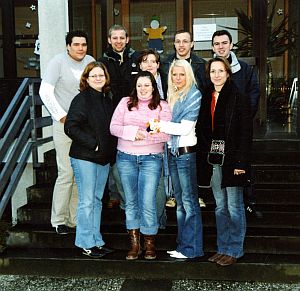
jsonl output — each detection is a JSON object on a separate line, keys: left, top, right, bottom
{"left": 213, "top": 51, "right": 241, "bottom": 74}
{"left": 103, "top": 45, "right": 136, "bottom": 62}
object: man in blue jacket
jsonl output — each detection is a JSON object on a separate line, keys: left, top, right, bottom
{"left": 211, "top": 29, "right": 262, "bottom": 218}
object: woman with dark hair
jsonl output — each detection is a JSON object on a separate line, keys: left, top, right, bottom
{"left": 196, "top": 57, "right": 252, "bottom": 266}
{"left": 110, "top": 70, "right": 171, "bottom": 260}
{"left": 138, "top": 49, "right": 169, "bottom": 230}
{"left": 138, "top": 48, "right": 167, "bottom": 100}
{"left": 64, "top": 61, "right": 116, "bottom": 258}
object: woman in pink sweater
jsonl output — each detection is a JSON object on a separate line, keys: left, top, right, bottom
{"left": 110, "top": 71, "right": 171, "bottom": 260}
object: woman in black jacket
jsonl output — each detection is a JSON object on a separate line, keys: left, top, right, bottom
{"left": 196, "top": 57, "right": 252, "bottom": 266}
{"left": 64, "top": 61, "right": 117, "bottom": 258}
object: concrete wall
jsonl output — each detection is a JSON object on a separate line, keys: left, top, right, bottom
{"left": 12, "top": 1, "right": 70, "bottom": 224}
{"left": 38, "top": 0, "right": 69, "bottom": 154}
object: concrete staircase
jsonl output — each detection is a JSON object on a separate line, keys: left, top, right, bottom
{"left": 1, "top": 140, "right": 300, "bottom": 282}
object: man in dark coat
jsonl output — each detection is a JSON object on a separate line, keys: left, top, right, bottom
{"left": 160, "top": 30, "right": 208, "bottom": 95}
{"left": 99, "top": 24, "right": 140, "bottom": 109}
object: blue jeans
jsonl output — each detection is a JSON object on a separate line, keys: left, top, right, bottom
{"left": 211, "top": 165, "right": 246, "bottom": 258}
{"left": 109, "top": 164, "right": 126, "bottom": 209}
{"left": 169, "top": 152, "right": 204, "bottom": 258}
{"left": 156, "top": 172, "right": 167, "bottom": 229}
{"left": 116, "top": 151, "right": 163, "bottom": 235}
{"left": 70, "top": 158, "right": 109, "bottom": 249}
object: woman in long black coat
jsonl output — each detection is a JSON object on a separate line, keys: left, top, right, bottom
{"left": 196, "top": 57, "right": 252, "bottom": 266}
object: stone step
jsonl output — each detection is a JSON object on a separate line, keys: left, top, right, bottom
{"left": 0, "top": 248, "right": 300, "bottom": 283}
{"left": 6, "top": 224, "right": 300, "bottom": 255}
{"left": 16, "top": 203, "right": 300, "bottom": 229}
{"left": 254, "top": 182, "right": 300, "bottom": 189}
{"left": 252, "top": 153, "right": 300, "bottom": 165}
{"left": 252, "top": 140, "right": 300, "bottom": 152}
{"left": 254, "top": 189, "right": 300, "bottom": 205}
{"left": 35, "top": 164, "right": 57, "bottom": 185}
{"left": 26, "top": 182, "right": 300, "bottom": 206}
{"left": 254, "top": 166, "right": 300, "bottom": 183}
{"left": 26, "top": 184, "right": 53, "bottom": 203}
{"left": 251, "top": 141, "right": 300, "bottom": 165}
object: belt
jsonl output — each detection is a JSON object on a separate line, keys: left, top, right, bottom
{"left": 170, "top": 146, "right": 196, "bottom": 157}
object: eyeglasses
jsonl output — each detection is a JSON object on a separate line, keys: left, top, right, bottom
{"left": 89, "top": 74, "right": 105, "bottom": 79}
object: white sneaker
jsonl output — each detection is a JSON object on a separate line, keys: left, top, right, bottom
{"left": 170, "top": 251, "right": 188, "bottom": 259}
{"left": 167, "top": 250, "right": 177, "bottom": 255}
{"left": 166, "top": 197, "right": 176, "bottom": 207}
{"left": 199, "top": 198, "right": 206, "bottom": 208}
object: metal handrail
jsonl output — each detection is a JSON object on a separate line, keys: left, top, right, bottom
{"left": 288, "top": 78, "right": 298, "bottom": 109}
{"left": 0, "top": 78, "right": 53, "bottom": 218}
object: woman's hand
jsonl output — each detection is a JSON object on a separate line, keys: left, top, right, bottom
{"left": 135, "top": 129, "right": 146, "bottom": 141}
{"left": 146, "top": 118, "right": 160, "bottom": 134}
{"left": 234, "top": 169, "right": 245, "bottom": 175}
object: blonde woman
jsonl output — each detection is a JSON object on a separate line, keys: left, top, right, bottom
{"left": 156, "top": 59, "right": 204, "bottom": 259}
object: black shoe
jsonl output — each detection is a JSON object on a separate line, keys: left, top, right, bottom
{"left": 97, "top": 245, "right": 115, "bottom": 254}
{"left": 82, "top": 246, "right": 105, "bottom": 258}
{"left": 246, "top": 204, "right": 263, "bottom": 219}
{"left": 55, "top": 225, "right": 68, "bottom": 235}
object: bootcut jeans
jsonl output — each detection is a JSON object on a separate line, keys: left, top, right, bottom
{"left": 169, "top": 152, "right": 204, "bottom": 258}
{"left": 211, "top": 165, "right": 246, "bottom": 258}
{"left": 71, "top": 157, "right": 109, "bottom": 249}
{"left": 116, "top": 151, "right": 163, "bottom": 235}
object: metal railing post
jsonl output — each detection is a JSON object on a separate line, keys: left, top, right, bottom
{"left": 29, "top": 80, "right": 39, "bottom": 168}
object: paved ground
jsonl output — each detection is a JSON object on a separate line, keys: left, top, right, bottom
{"left": 0, "top": 276, "right": 300, "bottom": 291}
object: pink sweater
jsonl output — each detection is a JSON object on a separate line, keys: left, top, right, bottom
{"left": 110, "top": 97, "right": 172, "bottom": 155}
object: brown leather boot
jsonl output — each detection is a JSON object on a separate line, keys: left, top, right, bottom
{"left": 144, "top": 235, "right": 156, "bottom": 260}
{"left": 126, "top": 229, "right": 141, "bottom": 260}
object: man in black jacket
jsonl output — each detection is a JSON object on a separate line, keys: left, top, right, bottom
{"left": 99, "top": 25, "right": 139, "bottom": 209}
{"left": 211, "top": 29, "right": 262, "bottom": 218}
{"left": 160, "top": 30, "right": 208, "bottom": 95}
{"left": 99, "top": 24, "right": 139, "bottom": 108}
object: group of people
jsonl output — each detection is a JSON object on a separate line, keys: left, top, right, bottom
{"left": 39, "top": 25, "right": 259, "bottom": 266}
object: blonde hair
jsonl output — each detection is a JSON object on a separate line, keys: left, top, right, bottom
{"left": 167, "top": 59, "right": 196, "bottom": 108}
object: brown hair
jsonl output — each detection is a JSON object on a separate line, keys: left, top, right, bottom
{"left": 137, "top": 48, "right": 160, "bottom": 65}
{"left": 205, "top": 57, "right": 232, "bottom": 80}
{"left": 128, "top": 71, "right": 161, "bottom": 111}
{"left": 79, "top": 61, "right": 110, "bottom": 93}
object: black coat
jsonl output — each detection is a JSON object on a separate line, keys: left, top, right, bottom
{"left": 160, "top": 53, "right": 209, "bottom": 94}
{"left": 196, "top": 80, "right": 253, "bottom": 187}
{"left": 64, "top": 88, "right": 117, "bottom": 165}
{"left": 98, "top": 45, "right": 139, "bottom": 108}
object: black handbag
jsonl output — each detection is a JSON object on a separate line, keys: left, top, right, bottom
{"left": 207, "top": 140, "right": 225, "bottom": 166}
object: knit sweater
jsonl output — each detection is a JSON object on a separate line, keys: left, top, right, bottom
{"left": 110, "top": 97, "right": 172, "bottom": 155}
